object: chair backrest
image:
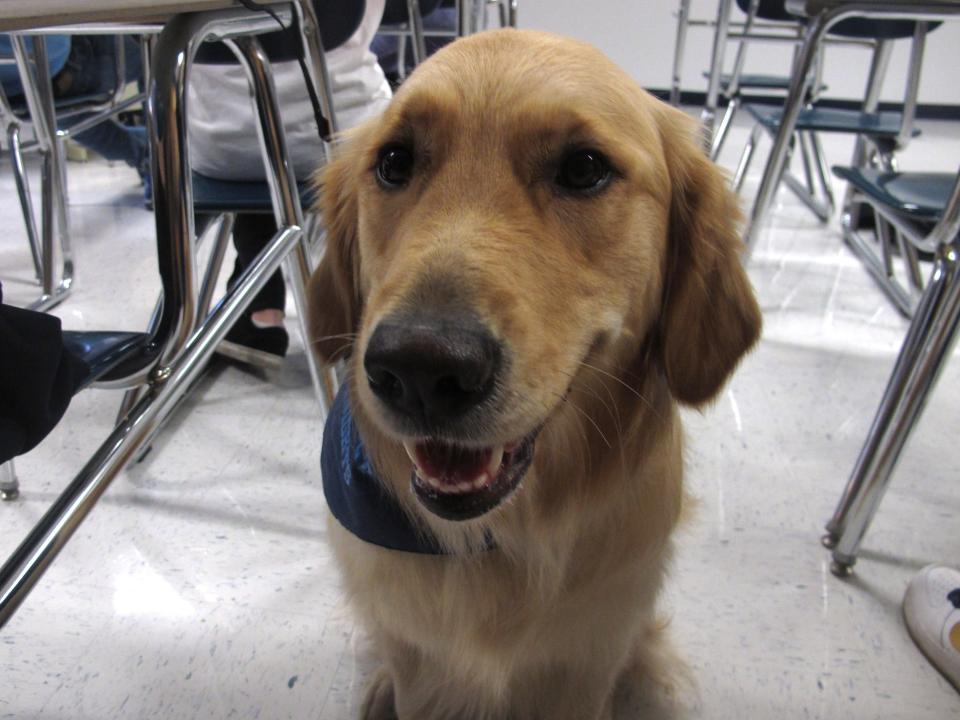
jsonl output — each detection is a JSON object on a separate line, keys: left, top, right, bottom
{"left": 735, "top": 0, "right": 796, "bottom": 23}
{"left": 194, "top": 0, "right": 364, "bottom": 64}
{"left": 734, "top": 0, "right": 941, "bottom": 38}
{"left": 381, "top": 0, "right": 445, "bottom": 27}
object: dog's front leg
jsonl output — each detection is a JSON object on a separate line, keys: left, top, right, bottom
{"left": 360, "top": 667, "right": 398, "bottom": 720}
{"left": 511, "top": 663, "right": 620, "bottom": 720}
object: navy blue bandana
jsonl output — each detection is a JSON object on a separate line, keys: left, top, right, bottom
{"left": 321, "top": 387, "right": 449, "bottom": 554}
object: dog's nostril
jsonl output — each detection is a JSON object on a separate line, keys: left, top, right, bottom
{"left": 435, "top": 373, "right": 483, "bottom": 400}
{"left": 367, "top": 368, "right": 402, "bottom": 400}
{"left": 363, "top": 315, "right": 501, "bottom": 425}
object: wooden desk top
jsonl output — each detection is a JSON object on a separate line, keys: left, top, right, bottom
{"left": 0, "top": 0, "right": 237, "bottom": 32}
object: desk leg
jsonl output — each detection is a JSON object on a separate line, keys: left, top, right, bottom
{"left": 0, "top": 461, "right": 18, "bottom": 502}
{"left": 12, "top": 35, "right": 74, "bottom": 312}
{"left": 670, "top": 0, "right": 692, "bottom": 107}
{"left": 823, "top": 241, "right": 960, "bottom": 575}
{"left": 742, "top": 16, "right": 826, "bottom": 253}
{"left": 701, "top": 0, "right": 733, "bottom": 151}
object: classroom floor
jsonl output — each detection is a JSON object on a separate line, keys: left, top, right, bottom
{"left": 1, "top": 114, "right": 959, "bottom": 719}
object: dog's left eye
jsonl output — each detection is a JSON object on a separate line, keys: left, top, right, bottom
{"left": 376, "top": 146, "right": 415, "bottom": 188}
{"left": 555, "top": 150, "right": 610, "bottom": 193}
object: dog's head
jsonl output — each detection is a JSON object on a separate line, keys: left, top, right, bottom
{"left": 309, "top": 30, "right": 760, "bottom": 523}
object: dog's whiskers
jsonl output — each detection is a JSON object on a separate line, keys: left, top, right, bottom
{"left": 577, "top": 360, "right": 667, "bottom": 424}
{"left": 577, "top": 360, "right": 652, "bottom": 407}
{"left": 310, "top": 340, "right": 354, "bottom": 362}
{"left": 552, "top": 389, "right": 613, "bottom": 450}
{"left": 554, "top": 367, "right": 618, "bottom": 421}
{"left": 312, "top": 332, "right": 359, "bottom": 343}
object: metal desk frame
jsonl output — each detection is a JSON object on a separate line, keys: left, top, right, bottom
{"left": 0, "top": 1, "right": 337, "bottom": 628}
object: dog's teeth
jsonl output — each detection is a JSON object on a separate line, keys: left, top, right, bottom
{"left": 418, "top": 472, "right": 443, "bottom": 491}
{"left": 486, "top": 445, "right": 504, "bottom": 477}
{"left": 402, "top": 440, "right": 420, "bottom": 467}
{"left": 470, "top": 474, "right": 490, "bottom": 491}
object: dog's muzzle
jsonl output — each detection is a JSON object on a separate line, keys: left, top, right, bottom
{"left": 363, "top": 312, "right": 536, "bottom": 521}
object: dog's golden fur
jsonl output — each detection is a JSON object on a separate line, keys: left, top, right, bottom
{"left": 308, "top": 29, "right": 761, "bottom": 720}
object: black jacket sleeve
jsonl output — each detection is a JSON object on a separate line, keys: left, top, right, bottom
{"left": 0, "top": 283, "right": 90, "bottom": 463}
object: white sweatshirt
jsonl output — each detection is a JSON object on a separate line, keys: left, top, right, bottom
{"left": 187, "top": 0, "right": 391, "bottom": 181}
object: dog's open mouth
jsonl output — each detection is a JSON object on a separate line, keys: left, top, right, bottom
{"left": 403, "top": 432, "right": 537, "bottom": 521}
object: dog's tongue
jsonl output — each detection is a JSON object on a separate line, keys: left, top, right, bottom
{"left": 403, "top": 440, "right": 503, "bottom": 488}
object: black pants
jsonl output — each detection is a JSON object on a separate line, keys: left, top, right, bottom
{"left": 199, "top": 213, "right": 286, "bottom": 314}
{"left": 0, "top": 283, "right": 89, "bottom": 462}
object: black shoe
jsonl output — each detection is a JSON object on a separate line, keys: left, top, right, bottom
{"left": 217, "top": 312, "right": 288, "bottom": 370}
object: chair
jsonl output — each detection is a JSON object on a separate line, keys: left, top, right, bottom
{"left": 377, "top": 0, "right": 517, "bottom": 82}
{"left": 733, "top": 14, "right": 934, "bottom": 223}
{"left": 378, "top": 0, "right": 444, "bottom": 78}
{"left": 0, "top": 31, "right": 151, "bottom": 312}
{"left": 820, "top": 165, "right": 960, "bottom": 576}
{"left": 741, "top": 1, "right": 960, "bottom": 255}
{"left": 0, "top": 1, "right": 337, "bottom": 628}
{"left": 734, "top": 0, "right": 960, "bottom": 577}
{"left": 108, "top": 0, "right": 363, "bottom": 447}
{"left": 699, "top": 0, "right": 825, "bottom": 160}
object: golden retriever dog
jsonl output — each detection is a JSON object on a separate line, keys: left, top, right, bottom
{"left": 308, "top": 28, "right": 760, "bottom": 720}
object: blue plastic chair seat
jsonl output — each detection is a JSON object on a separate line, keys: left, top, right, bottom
{"left": 745, "top": 103, "right": 918, "bottom": 138}
{"left": 7, "top": 91, "right": 117, "bottom": 120}
{"left": 192, "top": 172, "right": 318, "bottom": 214}
{"left": 61, "top": 330, "right": 151, "bottom": 390}
{"left": 831, "top": 167, "right": 954, "bottom": 222}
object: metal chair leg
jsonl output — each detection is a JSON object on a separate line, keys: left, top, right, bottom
{"left": 839, "top": 203, "right": 915, "bottom": 317}
{"left": 897, "top": 228, "right": 925, "bottom": 293}
{"left": 710, "top": 96, "right": 739, "bottom": 161}
{"left": 877, "top": 215, "right": 896, "bottom": 279}
{"left": 7, "top": 124, "right": 43, "bottom": 281}
{"left": 809, "top": 131, "right": 835, "bottom": 215}
{"left": 782, "top": 159, "right": 832, "bottom": 222}
{"left": 733, "top": 124, "right": 761, "bottom": 193}
{"left": 284, "top": 237, "right": 338, "bottom": 412}
{"left": 1, "top": 461, "right": 19, "bottom": 502}
{"left": 396, "top": 34, "right": 408, "bottom": 80}
{"left": 12, "top": 35, "right": 74, "bottom": 312}
{"left": 670, "top": 0, "right": 692, "bottom": 106}
{"left": 743, "top": 12, "right": 828, "bottom": 252}
{"left": 701, "top": 0, "right": 734, "bottom": 150}
{"left": 197, "top": 213, "right": 235, "bottom": 324}
{"left": 798, "top": 131, "right": 817, "bottom": 197}
{"left": 405, "top": 0, "right": 426, "bottom": 67}
{"left": 823, "top": 239, "right": 960, "bottom": 575}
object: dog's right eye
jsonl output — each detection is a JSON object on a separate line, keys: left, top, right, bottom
{"left": 555, "top": 149, "right": 611, "bottom": 194}
{"left": 376, "top": 146, "right": 415, "bottom": 188}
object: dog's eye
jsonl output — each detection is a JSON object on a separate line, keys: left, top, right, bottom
{"left": 555, "top": 150, "right": 610, "bottom": 193}
{"left": 376, "top": 146, "right": 414, "bottom": 188}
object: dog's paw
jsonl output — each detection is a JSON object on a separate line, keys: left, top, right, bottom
{"left": 613, "top": 622, "right": 698, "bottom": 719}
{"left": 360, "top": 668, "right": 398, "bottom": 720}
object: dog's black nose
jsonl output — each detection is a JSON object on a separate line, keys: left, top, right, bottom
{"left": 364, "top": 315, "right": 500, "bottom": 425}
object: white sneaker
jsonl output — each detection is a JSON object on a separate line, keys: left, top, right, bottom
{"left": 903, "top": 564, "right": 960, "bottom": 692}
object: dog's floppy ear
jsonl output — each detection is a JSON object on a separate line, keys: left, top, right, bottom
{"left": 308, "top": 139, "right": 364, "bottom": 364}
{"left": 655, "top": 106, "right": 761, "bottom": 407}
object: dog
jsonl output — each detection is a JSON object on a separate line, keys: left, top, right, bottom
{"left": 308, "top": 28, "right": 761, "bottom": 720}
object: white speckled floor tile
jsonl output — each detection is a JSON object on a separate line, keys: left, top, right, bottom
{"left": 2, "top": 115, "right": 959, "bottom": 719}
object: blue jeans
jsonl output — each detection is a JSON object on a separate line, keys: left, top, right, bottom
{"left": 0, "top": 35, "right": 71, "bottom": 98}
{"left": 372, "top": 8, "right": 456, "bottom": 76}
{"left": 58, "top": 36, "right": 147, "bottom": 173}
